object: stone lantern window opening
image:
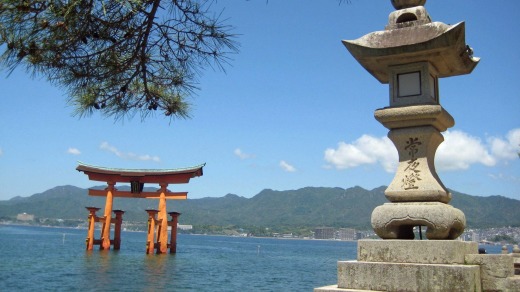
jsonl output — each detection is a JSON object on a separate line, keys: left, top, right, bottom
{"left": 386, "top": 6, "right": 432, "bottom": 30}
{"left": 429, "top": 73, "right": 437, "bottom": 98}
{"left": 397, "top": 71, "right": 421, "bottom": 97}
{"left": 389, "top": 62, "right": 439, "bottom": 107}
{"left": 396, "top": 13, "right": 418, "bottom": 24}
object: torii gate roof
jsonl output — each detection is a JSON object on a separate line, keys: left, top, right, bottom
{"left": 76, "top": 161, "right": 205, "bottom": 184}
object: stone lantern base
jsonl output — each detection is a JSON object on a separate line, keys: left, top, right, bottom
{"left": 371, "top": 202, "right": 465, "bottom": 240}
{"left": 314, "top": 240, "right": 520, "bottom": 292}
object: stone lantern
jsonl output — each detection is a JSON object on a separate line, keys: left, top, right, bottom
{"left": 343, "top": 0, "right": 479, "bottom": 240}
{"left": 315, "top": 1, "right": 519, "bottom": 291}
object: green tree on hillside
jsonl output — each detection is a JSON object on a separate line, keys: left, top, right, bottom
{"left": 490, "top": 234, "right": 517, "bottom": 245}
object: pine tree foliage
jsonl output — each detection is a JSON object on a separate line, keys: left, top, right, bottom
{"left": 0, "top": 0, "right": 238, "bottom": 120}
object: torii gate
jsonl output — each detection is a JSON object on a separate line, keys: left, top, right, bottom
{"left": 76, "top": 161, "right": 204, "bottom": 254}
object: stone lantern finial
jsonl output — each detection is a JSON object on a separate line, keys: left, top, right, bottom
{"left": 391, "top": 0, "right": 426, "bottom": 10}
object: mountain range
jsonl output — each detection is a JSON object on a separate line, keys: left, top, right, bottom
{"left": 1, "top": 185, "right": 519, "bottom": 229}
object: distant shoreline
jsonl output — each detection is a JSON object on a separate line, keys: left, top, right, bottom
{"left": 0, "top": 222, "right": 358, "bottom": 242}
{"left": 1, "top": 222, "right": 514, "bottom": 247}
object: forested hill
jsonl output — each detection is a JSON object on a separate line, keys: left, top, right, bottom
{"left": 1, "top": 185, "right": 519, "bottom": 229}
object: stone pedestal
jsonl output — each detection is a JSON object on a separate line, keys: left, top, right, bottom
{"left": 315, "top": 240, "right": 520, "bottom": 292}
{"left": 370, "top": 104, "right": 467, "bottom": 240}
{"left": 375, "top": 105, "right": 454, "bottom": 204}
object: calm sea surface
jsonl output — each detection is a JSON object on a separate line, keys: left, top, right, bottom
{"left": 0, "top": 225, "right": 357, "bottom": 291}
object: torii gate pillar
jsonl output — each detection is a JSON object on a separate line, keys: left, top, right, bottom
{"left": 169, "top": 212, "right": 181, "bottom": 254}
{"left": 157, "top": 183, "right": 169, "bottom": 254}
{"left": 101, "top": 182, "right": 115, "bottom": 250}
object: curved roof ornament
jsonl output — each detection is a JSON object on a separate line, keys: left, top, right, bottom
{"left": 76, "top": 161, "right": 205, "bottom": 183}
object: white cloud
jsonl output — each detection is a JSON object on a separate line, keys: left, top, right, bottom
{"left": 234, "top": 148, "right": 254, "bottom": 160}
{"left": 100, "top": 142, "right": 160, "bottom": 162}
{"left": 100, "top": 141, "right": 122, "bottom": 157}
{"left": 280, "top": 160, "right": 296, "bottom": 172}
{"left": 489, "top": 128, "right": 520, "bottom": 161}
{"left": 324, "top": 128, "right": 520, "bottom": 172}
{"left": 436, "top": 130, "right": 496, "bottom": 170}
{"left": 324, "top": 135, "right": 397, "bottom": 172}
{"left": 67, "top": 147, "right": 81, "bottom": 155}
{"left": 488, "top": 173, "right": 520, "bottom": 182}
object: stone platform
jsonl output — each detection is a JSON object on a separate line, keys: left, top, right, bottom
{"left": 358, "top": 239, "right": 476, "bottom": 264}
{"left": 315, "top": 240, "right": 519, "bottom": 292}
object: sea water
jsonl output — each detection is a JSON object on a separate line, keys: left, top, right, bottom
{"left": 0, "top": 225, "right": 357, "bottom": 291}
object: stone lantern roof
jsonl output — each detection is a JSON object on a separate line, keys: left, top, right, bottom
{"left": 343, "top": 1, "right": 479, "bottom": 83}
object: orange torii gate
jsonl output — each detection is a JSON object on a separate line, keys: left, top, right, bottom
{"left": 76, "top": 162, "right": 204, "bottom": 254}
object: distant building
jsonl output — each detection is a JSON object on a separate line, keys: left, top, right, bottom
{"left": 272, "top": 233, "right": 295, "bottom": 238}
{"left": 338, "top": 228, "right": 357, "bottom": 241}
{"left": 471, "top": 232, "right": 480, "bottom": 242}
{"left": 460, "top": 230, "right": 480, "bottom": 242}
{"left": 314, "top": 227, "right": 335, "bottom": 239}
{"left": 178, "top": 224, "right": 193, "bottom": 231}
{"left": 16, "top": 213, "right": 34, "bottom": 221}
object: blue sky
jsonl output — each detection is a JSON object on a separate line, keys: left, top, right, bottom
{"left": 0, "top": 0, "right": 519, "bottom": 201}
